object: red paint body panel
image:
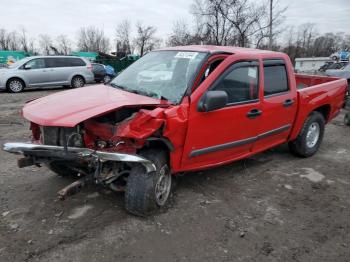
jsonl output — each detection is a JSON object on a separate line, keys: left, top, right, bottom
{"left": 22, "top": 46, "right": 347, "bottom": 174}
{"left": 23, "top": 85, "right": 163, "bottom": 127}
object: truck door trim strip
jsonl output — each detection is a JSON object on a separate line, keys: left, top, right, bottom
{"left": 257, "top": 124, "right": 291, "bottom": 140}
{"left": 189, "top": 124, "right": 291, "bottom": 158}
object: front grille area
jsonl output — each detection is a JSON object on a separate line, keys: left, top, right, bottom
{"left": 41, "top": 126, "right": 84, "bottom": 147}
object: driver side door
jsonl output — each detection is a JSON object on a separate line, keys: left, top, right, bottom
{"left": 181, "top": 59, "right": 262, "bottom": 171}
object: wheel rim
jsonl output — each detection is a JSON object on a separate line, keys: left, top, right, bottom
{"left": 104, "top": 75, "right": 111, "bottom": 83}
{"left": 154, "top": 165, "right": 171, "bottom": 206}
{"left": 73, "top": 77, "right": 84, "bottom": 88}
{"left": 306, "top": 122, "right": 320, "bottom": 148}
{"left": 9, "top": 80, "right": 23, "bottom": 92}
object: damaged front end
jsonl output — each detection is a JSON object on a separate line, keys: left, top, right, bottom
{"left": 3, "top": 103, "right": 188, "bottom": 199}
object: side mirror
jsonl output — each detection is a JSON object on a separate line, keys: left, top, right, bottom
{"left": 198, "top": 90, "right": 228, "bottom": 112}
{"left": 24, "top": 64, "right": 32, "bottom": 70}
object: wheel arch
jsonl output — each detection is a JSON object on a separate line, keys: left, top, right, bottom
{"left": 70, "top": 74, "right": 86, "bottom": 83}
{"left": 313, "top": 104, "right": 331, "bottom": 122}
{"left": 290, "top": 104, "right": 330, "bottom": 141}
{"left": 6, "top": 76, "right": 27, "bottom": 88}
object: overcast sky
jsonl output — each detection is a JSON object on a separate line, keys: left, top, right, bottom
{"left": 1, "top": 0, "right": 349, "bottom": 42}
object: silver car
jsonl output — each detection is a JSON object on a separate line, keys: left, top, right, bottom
{"left": 0, "top": 56, "right": 95, "bottom": 93}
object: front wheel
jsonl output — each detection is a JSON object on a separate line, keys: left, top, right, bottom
{"left": 7, "top": 78, "right": 24, "bottom": 93}
{"left": 344, "top": 113, "right": 350, "bottom": 126}
{"left": 125, "top": 148, "right": 172, "bottom": 216}
{"left": 71, "top": 76, "right": 85, "bottom": 88}
{"left": 47, "top": 161, "right": 78, "bottom": 177}
{"left": 289, "top": 111, "right": 325, "bottom": 157}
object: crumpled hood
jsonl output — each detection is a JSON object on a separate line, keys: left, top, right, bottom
{"left": 23, "top": 84, "right": 163, "bottom": 127}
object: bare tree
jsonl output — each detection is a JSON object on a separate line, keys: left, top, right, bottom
{"left": 18, "top": 27, "right": 29, "bottom": 52}
{"left": 0, "top": 29, "right": 20, "bottom": 50}
{"left": 115, "top": 20, "right": 132, "bottom": 55}
{"left": 191, "top": 0, "right": 235, "bottom": 45}
{"left": 134, "top": 22, "right": 157, "bottom": 56}
{"left": 16, "top": 27, "right": 37, "bottom": 53}
{"left": 215, "top": 0, "right": 268, "bottom": 47}
{"left": 77, "top": 26, "right": 110, "bottom": 53}
{"left": 7, "top": 31, "right": 20, "bottom": 50}
{"left": 56, "top": 34, "right": 72, "bottom": 55}
{"left": 38, "top": 34, "right": 52, "bottom": 55}
{"left": 167, "top": 20, "right": 194, "bottom": 46}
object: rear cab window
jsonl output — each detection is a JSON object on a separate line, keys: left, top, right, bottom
{"left": 263, "top": 59, "right": 289, "bottom": 96}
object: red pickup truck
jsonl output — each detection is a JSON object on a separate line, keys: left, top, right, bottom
{"left": 4, "top": 46, "right": 347, "bottom": 216}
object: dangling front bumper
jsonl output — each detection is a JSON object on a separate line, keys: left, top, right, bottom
{"left": 3, "top": 142, "right": 156, "bottom": 173}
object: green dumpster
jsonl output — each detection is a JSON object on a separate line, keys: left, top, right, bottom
{"left": 0, "top": 51, "right": 30, "bottom": 66}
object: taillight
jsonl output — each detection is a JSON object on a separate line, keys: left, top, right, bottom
{"left": 87, "top": 64, "right": 93, "bottom": 71}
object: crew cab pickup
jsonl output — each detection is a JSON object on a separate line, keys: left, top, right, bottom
{"left": 3, "top": 46, "right": 347, "bottom": 216}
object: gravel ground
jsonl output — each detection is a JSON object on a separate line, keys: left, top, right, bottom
{"left": 0, "top": 88, "right": 350, "bottom": 262}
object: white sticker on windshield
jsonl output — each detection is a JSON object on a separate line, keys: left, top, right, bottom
{"left": 175, "top": 52, "right": 198, "bottom": 59}
{"left": 248, "top": 67, "right": 257, "bottom": 78}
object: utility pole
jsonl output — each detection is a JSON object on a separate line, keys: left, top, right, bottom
{"left": 269, "top": 0, "right": 273, "bottom": 50}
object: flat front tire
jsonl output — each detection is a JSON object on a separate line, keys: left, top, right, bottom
{"left": 289, "top": 111, "right": 325, "bottom": 157}
{"left": 125, "top": 148, "right": 172, "bottom": 217}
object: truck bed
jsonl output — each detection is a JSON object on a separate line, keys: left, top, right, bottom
{"left": 289, "top": 73, "right": 347, "bottom": 140}
{"left": 295, "top": 74, "right": 343, "bottom": 89}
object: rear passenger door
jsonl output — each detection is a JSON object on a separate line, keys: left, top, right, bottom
{"left": 253, "top": 59, "right": 297, "bottom": 152}
{"left": 45, "top": 58, "right": 71, "bottom": 85}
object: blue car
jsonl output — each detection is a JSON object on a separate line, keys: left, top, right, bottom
{"left": 92, "top": 63, "right": 117, "bottom": 83}
{"left": 330, "top": 51, "right": 350, "bottom": 61}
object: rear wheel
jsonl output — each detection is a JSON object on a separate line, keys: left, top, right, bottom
{"left": 103, "top": 75, "right": 111, "bottom": 83}
{"left": 125, "top": 148, "right": 172, "bottom": 216}
{"left": 71, "top": 76, "right": 85, "bottom": 88}
{"left": 7, "top": 78, "right": 24, "bottom": 93}
{"left": 289, "top": 111, "right": 325, "bottom": 157}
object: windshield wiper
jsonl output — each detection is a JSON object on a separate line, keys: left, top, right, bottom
{"left": 137, "top": 88, "right": 168, "bottom": 101}
{"left": 109, "top": 82, "right": 128, "bottom": 91}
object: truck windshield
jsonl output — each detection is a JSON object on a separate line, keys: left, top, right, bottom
{"left": 109, "top": 50, "right": 207, "bottom": 103}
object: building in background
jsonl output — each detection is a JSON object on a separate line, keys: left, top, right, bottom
{"left": 295, "top": 57, "right": 331, "bottom": 73}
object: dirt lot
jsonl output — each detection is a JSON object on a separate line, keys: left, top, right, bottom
{"left": 0, "top": 88, "right": 349, "bottom": 262}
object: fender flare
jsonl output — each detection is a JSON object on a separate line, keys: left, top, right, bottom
{"left": 146, "top": 137, "right": 174, "bottom": 152}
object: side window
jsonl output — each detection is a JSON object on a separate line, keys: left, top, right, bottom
{"left": 263, "top": 60, "right": 289, "bottom": 96}
{"left": 45, "top": 58, "right": 61, "bottom": 68}
{"left": 60, "top": 58, "right": 72, "bottom": 67}
{"left": 212, "top": 62, "right": 259, "bottom": 104}
{"left": 25, "top": 59, "right": 45, "bottom": 69}
{"left": 69, "top": 58, "right": 86, "bottom": 67}
{"left": 199, "top": 59, "right": 225, "bottom": 85}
